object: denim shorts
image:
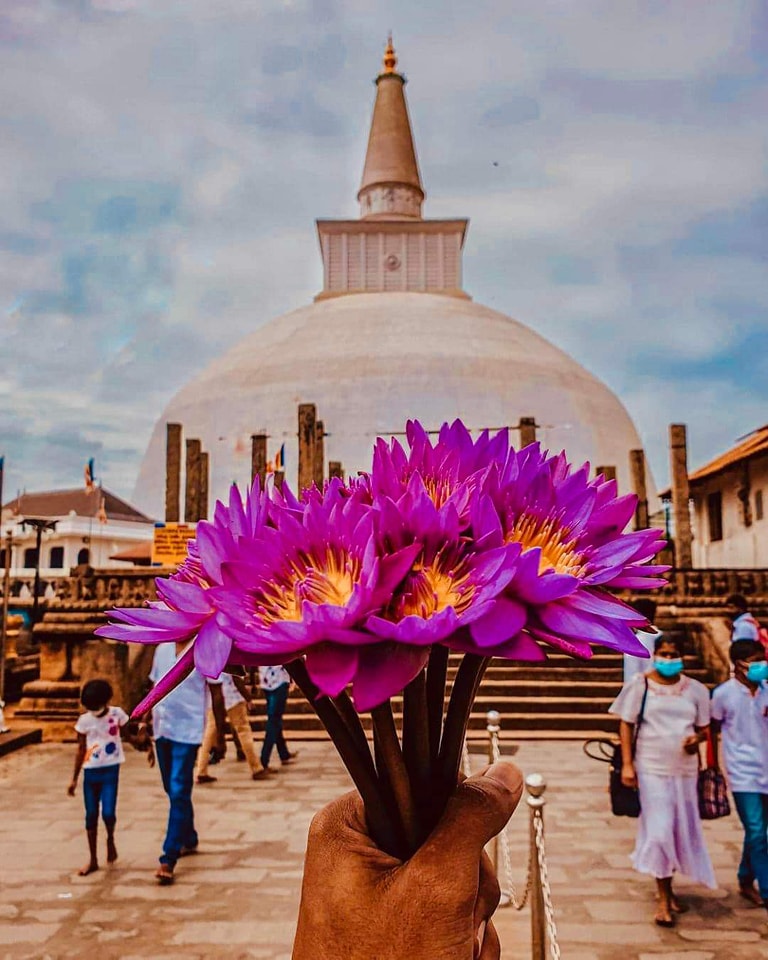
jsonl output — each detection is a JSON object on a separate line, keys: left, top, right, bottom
{"left": 83, "top": 764, "right": 120, "bottom": 829}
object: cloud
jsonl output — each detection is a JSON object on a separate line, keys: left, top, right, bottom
{"left": 0, "top": 0, "right": 765, "bottom": 504}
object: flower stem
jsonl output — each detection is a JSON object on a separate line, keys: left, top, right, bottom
{"left": 370, "top": 699, "right": 420, "bottom": 855}
{"left": 333, "top": 688, "right": 372, "bottom": 762}
{"left": 402, "top": 669, "right": 430, "bottom": 835}
{"left": 434, "top": 653, "right": 490, "bottom": 820}
{"left": 286, "top": 660, "right": 404, "bottom": 859}
{"left": 426, "top": 644, "right": 449, "bottom": 767}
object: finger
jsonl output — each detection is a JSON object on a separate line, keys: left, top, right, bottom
{"left": 477, "top": 919, "right": 501, "bottom": 960}
{"left": 418, "top": 761, "right": 524, "bottom": 865}
{"left": 474, "top": 850, "right": 500, "bottom": 930}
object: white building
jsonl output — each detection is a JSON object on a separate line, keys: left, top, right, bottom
{"left": 686, "top": 425, "right": 768, "bottom": 568}
{"left": 0, "top": 487, "right": 155, "bottom": 577}
{"left": 133, "top": 39, "right": 653, "bottom": 517}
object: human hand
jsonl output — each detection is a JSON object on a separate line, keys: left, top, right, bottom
{"left": 621, "top": 763, "right": 637, "bottom": 789}
{"left": 147, "top": 745, "right": 156, "bottom": 768}
{"left": 292, "top": 760, "right": 523, "bottom": 960}
{"left": 67, "top": 779, "right": 77, "bottom": 797}
{"left": 683, "top": 735, "right": 701, "bottom": 755}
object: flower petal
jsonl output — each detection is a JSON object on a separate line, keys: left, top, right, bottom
{"left": 193, "top": 617, "right": 233, "bottom": 679}
{"left": 130, "top": 644, "right": 196, "bottom": 719}
{"left": 469, "top": 597, "right": 528, "bottom": 648}
{"left": 352, "top": 643, "right": 429, "bottom": 711}
{"left": 305, "top": 644, "right": 359, "bottom": 698}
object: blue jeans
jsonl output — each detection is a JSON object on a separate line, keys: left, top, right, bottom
{"left": 261, "top": 683, "right": 290, "bottom": 767}
{"left": 83, "top": 764, "right": 120, "bottom": 830}
{"left": 733, "top": 791, "right": 768, "bottom": 900}
{"left": 155, "top": 738, "right": 200, "bottom": 866}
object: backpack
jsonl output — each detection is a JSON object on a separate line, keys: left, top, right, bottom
{"left": 744, "top": 615, "right": 768, "bottom": 652}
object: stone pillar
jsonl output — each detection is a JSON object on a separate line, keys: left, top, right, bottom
{"left": 518, "top": 416, "right": 537, "bottom": 448}
{"left": 199, "top": 452, "right": 209, "bottom": 521}
{"left": 298, "top": 404, "right": 317, "bottom": 493}
{"left": 251, "top": 433, "right": 267, "bottom": 488}
{"left": 314, "top": 420, "right": 325, "bottom": 486}
{"left": 596, "top": 465, "right": 617, "bottom": 485}
{"left": 629, "top": 449, "right": 649, "bottom": 530}
{"left": 273, "top": 471, "right": 285, "bottom": 492}
{"left": 669, "top": 424, "right": 693, "bottom": 568}
{"left": 165, "top": 423, "right": 182, "bottom": 522}
{"left": 328, "top": 461, "right": 344, "bottom": 480}
{"left": 185, "top": 439, "right": 202, "bottom": 523}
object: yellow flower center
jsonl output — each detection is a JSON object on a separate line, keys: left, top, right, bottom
{"left": 394, "top": 551, "right": 475, "bottom": 620}
{"left": 506, "top": 513, "right": 586, "bottom": 577}
{"left": 254, "top": 548, "right": 360, "bottom": 624}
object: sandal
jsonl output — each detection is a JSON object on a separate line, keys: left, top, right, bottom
{"left": 155, "top": 865, "right": 175, "bottom": 886}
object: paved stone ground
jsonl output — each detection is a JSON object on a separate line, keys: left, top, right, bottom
{"left": 0, "top": 739, "right": 766, "bottom": 959}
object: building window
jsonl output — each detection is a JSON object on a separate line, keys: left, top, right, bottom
{"left": 23, "top": 547, "right": 39, "bottom": 569}
{"left": 756, "top": 489, "right": 764, "bottom": 522}
{"left": 49, "top": 546, "right": 65, "bottom": 569}
{"left": 77, "top": 548, "right": 90, "bottom": 565}
{"left": 707, "top": 491, "right": 723, "bottom": 542}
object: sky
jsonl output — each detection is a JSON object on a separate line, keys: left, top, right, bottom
{"left": 0, "top": 0, "right": 766, "bottom": 504}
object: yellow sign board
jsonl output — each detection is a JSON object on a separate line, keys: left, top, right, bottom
{"left": 152, "top": 522, "right": 197, "bottom": 567}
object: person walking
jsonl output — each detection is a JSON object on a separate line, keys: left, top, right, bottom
{"left": 610, "top": 633, "right": 715, "bottom": 926}
{"left": 259, "top": 665, "right": 298, "bottom": 771}
{"left": 728, "top": 594, "right": 761, "bottom": 643}
{"left": 147, "top": 641, "right": 227, "bottom": 885}
{"left": 196, "top": 670, "right": 270, "bottom": 783}
{"left": 67, "top": 679, "right": 150, "bottom": 876}
{"left": 711, "top": 639, "right": 768, "bottom": 913}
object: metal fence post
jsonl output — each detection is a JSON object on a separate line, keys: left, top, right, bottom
{"left": 526, "top": 773, "right": 547, "bottom": 960}
{"left": 486, "top": 710, "right": 501, "bottom": 874}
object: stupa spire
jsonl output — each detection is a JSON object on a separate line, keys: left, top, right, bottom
{"left": 358, "top": 36, "right": 424, "bottom": 220}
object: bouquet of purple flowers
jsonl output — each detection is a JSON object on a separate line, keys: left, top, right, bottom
{"left": 97, "top": 420, "right": 666, "bottom": 858}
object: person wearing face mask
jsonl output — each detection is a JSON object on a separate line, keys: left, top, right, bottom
{"left": 609, "top": 635, "right": 715, "bottom": 927}
{"left": 710, "top": 640, "right": 768, "bottom": 913}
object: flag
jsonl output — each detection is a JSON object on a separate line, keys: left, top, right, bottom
{"left": 84, "top": 458, "right": 96, "bottom": 493}
{"left": 274, "top": 444, "right": 285, "bottom": 471}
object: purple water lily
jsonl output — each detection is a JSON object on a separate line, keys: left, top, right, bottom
{"left": 95, "top": 480, "right": 273, "bottom": 687}
{"left": 471, "top": 445, "right": 668, "bottom": 658}
{"left": 371, "top": 419, "right": 508, "bottom": 527}
{"left": 211, "top": 479, "right": 421, "bottom": 710}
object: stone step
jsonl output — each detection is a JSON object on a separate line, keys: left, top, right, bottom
{"left": 249, "top": 710, "right": 619, "bottom": 733}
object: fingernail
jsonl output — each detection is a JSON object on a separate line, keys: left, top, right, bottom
{"left": 480, "top": 761, "right": 522, "bottom": 792}
{"left": 475, "top": 920, "right": 487, "bottom": 959}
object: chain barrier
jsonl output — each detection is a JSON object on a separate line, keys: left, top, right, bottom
{"left": 463, "top": 711, "right": 562, "bottom": 960}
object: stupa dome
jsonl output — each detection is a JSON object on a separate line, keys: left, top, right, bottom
{"left": 134, "top": 290, "right": 646, "bottom": 514}
{"left": 133, "top": 40, "right": 650, "bottom": 516}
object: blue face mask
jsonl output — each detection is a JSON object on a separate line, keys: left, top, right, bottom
{"left": 746, "top": 661, "right": 768, "bottom": 683}
{"left": 654, "top": 657, "right": 684, "bottom": 678}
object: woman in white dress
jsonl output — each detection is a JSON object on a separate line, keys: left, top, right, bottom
{"left": 610, "top": 633, "right": 715, "bottom": 926}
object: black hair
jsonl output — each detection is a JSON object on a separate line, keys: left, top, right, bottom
{"left": 633, "top": 598, "right": 657, "bottom": 622}
{"left": 727, "top": 594, "right": 748, "bottom": 612}
{"left": 654, "top": 634, "right": 682, "bottom": 655}
{"left": 729, "top": 639, "right": 764, "bottom": 664}
{"left": 80, "top": 679, "right": 113, "bottom": 711}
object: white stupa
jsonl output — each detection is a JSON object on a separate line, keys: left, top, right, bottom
{"left": 134, "top": 39, "right": 650, "bottom": 515}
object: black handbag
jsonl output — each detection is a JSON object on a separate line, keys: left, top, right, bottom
{"left": 584, "top": 678, "right": 648, "bottom": 818}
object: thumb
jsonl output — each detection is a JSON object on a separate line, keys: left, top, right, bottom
{"left": 418, "top": 761, "right": 524, "bottom": 865}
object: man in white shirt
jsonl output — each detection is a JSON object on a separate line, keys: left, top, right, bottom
{"left": 148, "top": 642, "right": 227, "bottom": 884}
{"left": 728, "top": 594, "right": 761, "bottom": 643}
{"left": 711, "top": 639, "right": 768, "bottom": 912}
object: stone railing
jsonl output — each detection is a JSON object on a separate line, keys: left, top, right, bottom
{"left": 654, "top": 568, "right": 768, "bottom": 611}
{"left": 2, "top": 568, "right": 164, "bottom": 612}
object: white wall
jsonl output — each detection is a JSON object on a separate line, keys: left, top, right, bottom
{"left": 692, "top": 457, "right": 768, "bottom": 568}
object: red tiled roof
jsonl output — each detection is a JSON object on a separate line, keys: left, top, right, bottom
{"left": 2, "top": 487, "right": 154, "bottom": 524}
{"left": 677, "top": 425, "right": 768, "bottom": 492}
{"left": 109, "top": 541, "right": 153, "bottom": 563}
{"left": 658, "top": 426, "right": 768, "bottom": 498}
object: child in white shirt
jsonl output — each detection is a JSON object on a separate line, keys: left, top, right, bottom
{"left": 67, "top": 679, "right": 150, "bottom": 876}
